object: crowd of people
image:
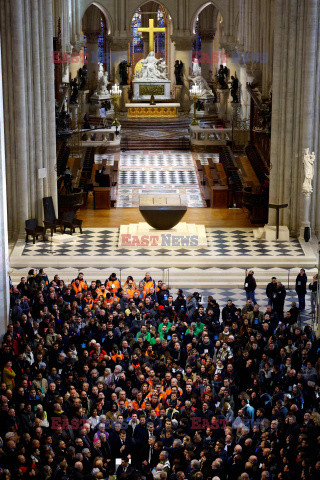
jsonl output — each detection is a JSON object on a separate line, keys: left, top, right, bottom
{"left": 0, "top": 268, "right": 320, "bottom": 480}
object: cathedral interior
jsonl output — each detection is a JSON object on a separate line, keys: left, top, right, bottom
{"left": 0, "top": 1, "right": 320, "bottom": 478}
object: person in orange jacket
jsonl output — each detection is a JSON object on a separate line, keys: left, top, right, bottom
{"left": 141, "top": 272, "right": 155, "bottom": 295}
{"left": 123, "top": 278, "right": 135, "bottom": 299}
{"left": 123, "top": 276, "right": 137, "bottom": 290}
{"left": 106, "top": 273, "right": 121, "bottom": 297}
{"left": 71, "top": 277, "right": 87, "bottom": 294}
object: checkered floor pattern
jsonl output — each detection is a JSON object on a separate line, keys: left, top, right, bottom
{"left": 20, "top": 228, "right": 305, "bottom": 257}
{"left": 119, "top": 170, "right": 198, "bottom": 186}
{"left": 180, "top": 288, "right": 313, "bottom": 326}
{"left": 119, "top": 153, "right": 194, "bottom": 168}
{"left": 117, "top": 151, "right": 205, "bottom": 208}
{"left": 206, "top": 229, "right": 305, "bottom": 257}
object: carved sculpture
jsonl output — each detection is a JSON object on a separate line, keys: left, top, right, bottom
{"left": 302, "top": 148, "right": 315, "bottom": 196}
{"left": 133, "top": 51, "right": 168, "bottom": 81}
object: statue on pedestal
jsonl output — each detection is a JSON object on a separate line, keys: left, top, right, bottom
{"left": 191, "top": 58, "right": 202, "bottom": 77}
{"left": 230, "top": 75, "right": 239, "bottom": 103}
{"left": 70, "top": 78, "right": 79, "bottom": 104}
{"left": 189, "top": 59, "right": 213, "bottom": 98}
{"left": 77, "top": 66, "right": 87, "bottom": 90}
{"left": 119, "top": 61, "right": 131, "bottom": 85}
{"left": 174, "top": 60, "right": 184, "bottom": 85}
{"left": 96, "top": 70, "right": 109, "bottom": 96}
{"left": 302, "top": 148, "right": 315, "bottom": 196}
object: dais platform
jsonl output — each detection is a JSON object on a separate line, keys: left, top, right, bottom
{"left": 10, "top": 228, "right": 317, "bottom": 280}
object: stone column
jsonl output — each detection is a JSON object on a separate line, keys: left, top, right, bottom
{"left": 218, "top": 89, "right": 230, "bottom": 120}
{"left": 110, "top": 37, "right": 131, "bottom": 85}
{"left": 171, "top": 35, "right": 195, "bottom": 83}
{"left": 44, "top": 0, "right": 59, "bottom": 213}
{"left": 85, "top": 31, "right": 100, "bottom": 91}
{"left": 0, "top": 0, "right": 58, "bottom": 236}
{"left": 82, "top": 4, "right": 102, "bottom": 91}
{"left": 199, "top": 31, "right": 215, "bottom": 82}
{"left": 0, "top": 38, "right": 10, "bottom": 336}
{"left": 268, "top": 0, "right": 318, "bottom": 235}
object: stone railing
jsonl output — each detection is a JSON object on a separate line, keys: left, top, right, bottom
{"left": 80, "top": 127, "right": 121, "bottom": 147}
{"left": 190, "top": 126, "right": 232, "bottom": 146}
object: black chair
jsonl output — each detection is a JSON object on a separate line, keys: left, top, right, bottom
{"left": 61, "top": 212, "right": 83, "bottom": 235}
{"left": 25, "top": 219, "right": 46, "bottom": 244}
{"left": 43, "top": 196, "right": 63, "bottom": 236}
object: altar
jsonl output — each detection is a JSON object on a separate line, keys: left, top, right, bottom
{"left": 125, "top": 102, "right": 179, "bottom": 118}
{"left": 132, "top": 80, "right": 171, "bottom": 101}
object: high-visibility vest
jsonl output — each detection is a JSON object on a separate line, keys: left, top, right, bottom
{"left": 72, "top": 280, "right": 87, "bottom": 293}
{"left": 106, "top": 279, "right": 121, "bottom": 296}
{"left": 144, "top": 279, "right": 155, "bottom": 294}
{"left": 124, "top": 287, "right": 135, "bottom": 299}
{"left": 123, "top": 280, "right": 137, "bottom": 290}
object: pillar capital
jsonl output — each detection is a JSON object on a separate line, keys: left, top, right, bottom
{"left": 110, "top": 36, "right": 131, "bottom": 51}
{"left": 84, "top": 30, "right": 101, "bottom": 43}
{"left": 171, "top": 34, "right": 195, "bottom": 51}
{"left": 198, "top": 29, "right": 216, "bottom": 41}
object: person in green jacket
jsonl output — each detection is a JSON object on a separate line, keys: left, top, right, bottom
{"left": 158, "top": 317, "right": 172, "bottom": 334}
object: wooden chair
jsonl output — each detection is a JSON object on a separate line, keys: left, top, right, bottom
{"left": 61, "top": 212, "right": 83, "bottom": 235}
{"left": 25, "top": 219, "right": 46, "bottom": 244}
{"left": 43, "top": 196, "right": 63, "bottom": 236}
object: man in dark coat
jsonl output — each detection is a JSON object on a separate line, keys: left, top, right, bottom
{"left": 295, "top": 268, "right": 307, "bottom": 310}
{"left": 244, "top": 270, "right": 257, "bottom": 305}
{"left": 266, "top": 277, "right": 277, "bottom": 307}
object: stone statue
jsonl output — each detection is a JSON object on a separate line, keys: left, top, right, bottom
{"left": 119, "top": 60, "right": 131, "bottom": 85}
{"left": 133, "top": 51, "right": 168, "bottom": 81}
{"left": 96, "top": 70, "right": 109, "bottom": 96}
{"left": 189, "top": 74, "right": 214, "bottom": 99}
{"left": 217, "top": 64, "right": 229, "bottom": 89}
{"left": 174, "top": 60, "right": 184, "bottom": 85}
{"left": 191, "top": 58, "right": 202, "bottom": 77}
{"left": 70, "top": 78, "right": 79, "bottom": 104}
{"left": 97, "top": 63, "right": 104, "bottom": 81}
{"left": 77, "top": 66, "right": 87, "bottom": 90}
{"left": 83, "top": 113, "right": 91, "bottom": 130}
{"left": 230, "top": 75, "right": 239, "bottom": 103}
{"left": 302, "top": 148, "right": 315, "bottom": 196}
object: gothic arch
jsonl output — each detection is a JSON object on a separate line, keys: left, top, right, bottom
{"left": 129, "top": 0, "right": 174, "bottom": 30}
{"left": 190, "top": 1, "right": 224, "bottom": 34}
{"left": 81, "top": 1, "right": 113, "bottom": 35}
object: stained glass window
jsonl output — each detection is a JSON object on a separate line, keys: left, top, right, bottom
{"left": 131, "top": 9, "right": 144, "bottom": 55}
{"left": 130, "top": 5, "right": 167, "bottom": 64}
{"left": 155, "top": 7, "right": 165, "bottom": 58}
{"left": 98, "top": 17, "right": 106, "bottom": 65}
{"left": 83, "top": 15, "right": 107, "bottom": 67}
{"left": 193, "top": 17, "right": 201, "bottom": 54}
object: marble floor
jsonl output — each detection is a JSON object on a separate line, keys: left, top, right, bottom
{"left": 116, "top": 151, "right": 206, "bottom": 208}
{"left": 10, "top": 227, "right": 317, "bottom": 277}
{"left": 17, "top": 228, "right": 306, "bottom": 258}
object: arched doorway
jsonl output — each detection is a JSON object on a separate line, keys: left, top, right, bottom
{"left": 192, "top": 2, "right": 224, "bottom": 83}
{"left": 82, "top": 4, "right": 110, "bottom": 91}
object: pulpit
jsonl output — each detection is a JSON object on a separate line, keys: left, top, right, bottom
{"left": 93, "top": 187, "right": 111, "bottom": 209}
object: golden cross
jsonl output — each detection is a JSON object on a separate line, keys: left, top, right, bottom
{"left": 137, "top": 18, "right": 165, "bottom": 53}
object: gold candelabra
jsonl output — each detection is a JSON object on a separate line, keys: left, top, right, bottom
{"left": 189, "top": 85, "right": 201, "bottom": 126}
{"left": 111, "top": 84, "right": 122, "bottom": 127}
